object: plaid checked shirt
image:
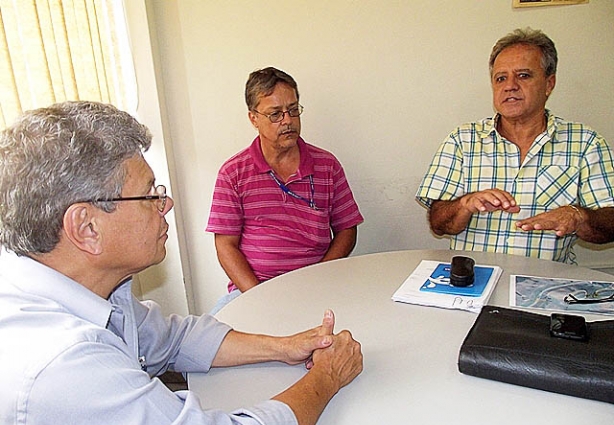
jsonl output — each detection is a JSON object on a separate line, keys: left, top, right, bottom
{"left": 416, "top": 111, "right": 614, "bottom": 264}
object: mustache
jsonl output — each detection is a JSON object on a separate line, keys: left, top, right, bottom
{"left": 278, "top": 125, "right": 298, "bottom": 135}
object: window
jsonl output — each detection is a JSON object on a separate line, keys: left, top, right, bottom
{"left": 0, "top": 0, "right": 137, "bottom": 128}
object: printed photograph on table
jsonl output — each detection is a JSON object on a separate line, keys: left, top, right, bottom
{"left": 511, "top": 274, "right": 614, "bottom": 315}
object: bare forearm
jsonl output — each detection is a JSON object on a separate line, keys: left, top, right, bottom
{"left": 577, "top": 206, "right": 614, "bottom": 244}
{"left": 212, "top": 313, "right": 335, "bottom": 368}
{"left": 429, "top": 199, "right": 473, "bottom": 236}
{"left": 214, "top": 235, "right": 260, "bottom": 292}
{"left": 218, "top": 252, "right": 259, "bottom": 292}
{"left": 212, "top": 331, "right": 285, "bottom": 367}
{"left": 321, "top": 227, "right": 357, "bottom": 262}
{"left": 273, "top": 368, "right": 337, "bottom": 425}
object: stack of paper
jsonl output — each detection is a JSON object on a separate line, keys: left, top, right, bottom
{"left": 392, "top": 260, "right": 503, "bottom": 313}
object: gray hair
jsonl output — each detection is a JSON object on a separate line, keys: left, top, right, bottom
{"left": 489, "top": 28, "right": 558, "bottom": 77}
{"left": 245, "top": 67, "right": 299, "bottom": 111}
{"left": 0, "top": 101, "right": 152, "bottom": 255}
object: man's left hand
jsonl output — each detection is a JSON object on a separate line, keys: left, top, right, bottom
{"left": 516, "top": 205, "right": 585, "bottom": 237}
{"left": 281, "top": 309, "right": 335, "bottom": 368}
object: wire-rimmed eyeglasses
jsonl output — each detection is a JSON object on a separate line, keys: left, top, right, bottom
{"left": 564, "top": 289, "right": 614, "bottom": 305}
{"left": 253, "top": 104, "right": 304, "bottom": 123}
{"left": 92, "top": 185, "right": 167, "bottom": 212}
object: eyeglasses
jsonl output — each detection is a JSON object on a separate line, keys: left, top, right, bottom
{"left": 564, "top": 289, "right": 614, "bottom": 305}
{"left": 93, "top": 185, "right": 168, "bottom": 212}
{"left": 253, "top": 104, "right": 304, "bottom": 123}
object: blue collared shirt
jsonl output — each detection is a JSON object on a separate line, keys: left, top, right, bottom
{"left": 0, "top": 250, "right": 297, "bottom": 425}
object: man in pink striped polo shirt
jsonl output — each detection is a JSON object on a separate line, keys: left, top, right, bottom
{"left": 207, "top": 67, "right": 363, "bottom": 312}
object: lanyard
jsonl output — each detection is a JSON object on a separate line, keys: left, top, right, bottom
{"left": 269, "top": 171, "right": 317, "bottom": 210}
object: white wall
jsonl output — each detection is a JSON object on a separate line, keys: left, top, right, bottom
{"left": 123, "top": 0, "right": 191, "bottom": 316}
{"left": 143, "top": 0, "right": 614, "bottom": 314}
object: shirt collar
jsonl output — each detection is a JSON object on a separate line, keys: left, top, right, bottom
{"left": 543, "top": 109, "right": 556, "bottom": 138}
{"left": 486, "top": 109, "right": 553, "bottom": 139}
{"left": 249, "top": 136, "right": 315, "bottom": 178}
{"left": 0, "top": 248, "right": 113, "bottom": 328}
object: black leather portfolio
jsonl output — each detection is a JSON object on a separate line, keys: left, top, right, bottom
{"left": 458, "top": 305, "right": 614, "bottom": 403}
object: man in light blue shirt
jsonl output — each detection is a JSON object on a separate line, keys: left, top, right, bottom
{"left": 0, "top": 101, "right": 363, "bottom": 425}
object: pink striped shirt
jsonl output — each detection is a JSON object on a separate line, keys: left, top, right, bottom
{"left": 206, "top": 137, "right": 364, "bottom": 291}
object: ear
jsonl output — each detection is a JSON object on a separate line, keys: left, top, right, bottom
{"left": 248, "top": 110, "right": 259, "bottom": 129}
{"left": 545, "top": 74, "right": 556, "bottom": 98}
{"left": 63, "top": 204, "right": 103, "bottom": 255}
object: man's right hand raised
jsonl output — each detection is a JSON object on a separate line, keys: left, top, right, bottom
{"left": 430, "top": 189, "right": 520, "bottom": 236}
{"left": 459, "top": 188, "right": 520, "bottom": 214}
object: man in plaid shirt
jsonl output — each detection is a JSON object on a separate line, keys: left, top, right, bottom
{"left": 416, "top": 28, "right": 614, "bottom": 263}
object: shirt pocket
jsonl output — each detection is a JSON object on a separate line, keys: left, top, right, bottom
{"left": 535, "top": 165, "right": 579, "bottom": 209}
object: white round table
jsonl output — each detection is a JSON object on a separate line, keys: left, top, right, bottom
{"left": 189, "top": 250, "right": 614, "bottom": 424}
